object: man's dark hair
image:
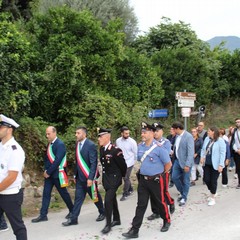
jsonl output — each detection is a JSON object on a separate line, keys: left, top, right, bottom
{"left": 76, "top": 126, "right": 88, "bottom": 135}
{"left": 120, "top": 126, "right": 129, "bottom": 132}
{"left": 171, "top": 121, "right": 184, "bottom": 130}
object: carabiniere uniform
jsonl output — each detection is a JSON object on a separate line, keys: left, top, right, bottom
{"left": 132, "top": 138, "right": 171, "bottom": 232}
{"left": 100, "top": 143, "right": 127, "bottom": 227}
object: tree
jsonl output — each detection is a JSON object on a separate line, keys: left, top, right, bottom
{"left": 26, "top": 7, "right": 163, "bottom": 127}
{"left": 132, "top": 17, "right": 222, "bottom": 106}
{"left": 0, "top": 13, "right": 32, "bottom": 117}
{"left": 0, "top": 0, "right": 32, "bottom": 19}
{"left": 217, "top": 49, "right": 240, "bottom": 98}
{"left": 32, "top": 0, "right": 138, "bottom": 43}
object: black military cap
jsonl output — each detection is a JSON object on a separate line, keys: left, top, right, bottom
{"left": 97, "top": 127, "right": 112, "bottom": 136}
{"left": 141, "top": 122, "right": 156, "bottom": 131}
{"left": 152, "top": 122, "right": 164, "bottom": 130}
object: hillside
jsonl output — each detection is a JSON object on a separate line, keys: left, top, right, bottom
{"left": 207, "top": 36, "right": 240, "bottom": 52}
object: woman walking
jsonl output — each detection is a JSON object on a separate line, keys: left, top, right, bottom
{"left": 200, "top": 126, "right": 226, "bottom": 206}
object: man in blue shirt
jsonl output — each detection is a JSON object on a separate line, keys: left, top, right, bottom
{"left": 147, "top": 123, "right": 175, "bottom": 221}
{"left": 122, "top": 122, "right": 172, "bottom": 239}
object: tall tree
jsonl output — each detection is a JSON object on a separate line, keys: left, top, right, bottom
{"left": 0, "top": 0, "right": 32, "bottom": 19}
{"left": 132, "top": 17, "right": 222, "bottom": 106}
{"left": 0, "top": 13, "right": 32, "bottom": 117}
{"left": 32, "top": 0, "right": 138, "bottom": 43}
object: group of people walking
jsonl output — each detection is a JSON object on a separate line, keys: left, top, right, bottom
{"left": 1, "top": 113, "right": 240, "bottom": 239}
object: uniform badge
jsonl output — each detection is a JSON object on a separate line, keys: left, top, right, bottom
{"left": 106, "top": 154, "right": 112, "bottom": 164}
{"left": 12, "top": 145, "right": 17, "bottom": 150}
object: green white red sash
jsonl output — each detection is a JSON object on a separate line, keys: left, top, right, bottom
{"left": 47, "top": 143, "right": 69, "bottom": 187}
{"left": 76, "top": 142, "right": 98, "bottom": 202}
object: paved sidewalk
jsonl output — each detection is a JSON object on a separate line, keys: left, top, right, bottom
{"left": 2, "top": 172, "right": 240, "bottom": 240}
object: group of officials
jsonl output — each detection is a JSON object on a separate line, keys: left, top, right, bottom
{"left": 2, "top": 112, "right": 240, "bottom": 239}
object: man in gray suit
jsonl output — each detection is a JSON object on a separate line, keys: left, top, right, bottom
{"left": 171, "top": 122, "right": 194, "bottom": 206}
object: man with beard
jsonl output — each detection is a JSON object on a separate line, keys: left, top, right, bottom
{"left": 116, "top": 126, "right": 137, "bottom": 201}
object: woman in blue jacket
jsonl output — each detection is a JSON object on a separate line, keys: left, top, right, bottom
{"left": 200, "top": 126, "right": 226, "bottom": 206}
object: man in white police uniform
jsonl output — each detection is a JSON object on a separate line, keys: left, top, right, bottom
{"left": 0, "top": 114, "right": 27, "bottom": 240}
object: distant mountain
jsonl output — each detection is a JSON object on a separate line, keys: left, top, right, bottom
{"left": 206, "top": 36, "right": 240, "bottom": 52}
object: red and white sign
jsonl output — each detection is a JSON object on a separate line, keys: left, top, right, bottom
{"left": 175, "top": 92, "right": 196, "bottom": 100}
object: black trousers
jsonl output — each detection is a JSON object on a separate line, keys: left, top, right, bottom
{"left": 40, "top": 177, "right": 73, "bottom": 217}
{"left": 203, "top": 164, "right": 220, "bottom": 194}
{"left": 0, "top": 189, "right": 27, "bottom": 240}
{"left": 132, "top": 175, "right": 170, "bottom": 230}
{"left": 150, "top": 172, "right": 174, "bottom": 214}
{"left": 221, "top": 166, "right": 228, "bottom": 185}
{"left": 104, "top": 187, "right": 120, "bottom": 226}
{"left": 233, "top": 152, "right": 240, "bottom": 184}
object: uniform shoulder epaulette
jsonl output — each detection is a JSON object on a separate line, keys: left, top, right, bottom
{"left": 12, "top": 145, "right": 17, "bottom": 150}
{"left": 117, "top": 150, "right": 123, "bottom": 156}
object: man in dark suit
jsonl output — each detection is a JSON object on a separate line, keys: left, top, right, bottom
{"left": 98, "top": 128, "right": 127, "bottom": 234}
{"left": 62, "top": 126, "right": 105, "bottom": 226}
{"left": 32, "top": 126, "right": 73, "bottom": 223}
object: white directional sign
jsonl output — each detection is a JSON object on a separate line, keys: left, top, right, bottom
{"left": 178, "top": 99, "right": 195, "bottom": 107}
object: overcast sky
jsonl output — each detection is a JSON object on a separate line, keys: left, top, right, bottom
{"left": 130, "top": 0, "right": 240, "bottom": 41}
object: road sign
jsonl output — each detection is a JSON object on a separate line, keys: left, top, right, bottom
{"left": 178, "top": 99, "right": 195, "bottom": 107}
{"left": 181, "top": 108, "right": 191, "bottom": 117}
{"left": 175, "top": 92, "right": 196, "bottom": 100}
{"left": 148, "top": 109, "right": 168, "bottom": 118}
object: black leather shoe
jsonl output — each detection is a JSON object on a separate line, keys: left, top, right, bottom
{"left": 169, "top": 204, "right": 175, "bottom": 214}
{"left": 161, "top": 222, "right": 171, "bottom": 232}
{"left": 65, "top": 212, "right": 72, "bottom": 219}
{"left": 62, "top": 218, "right": 78, "bottom": 226}
{"left": 111, "top": 220, "right": 121, "bottom": 227}
{"left": 31, "top": 216, "right": 48, "bottom": 223}
{"left": 147, "top": 213, "right": 160, "bottom": 220}
{"left": 96, "top": 213, "right": 105, "bottom": 222}
{"left": 122, "top": 228, "right": 139, "bottom": 238}
{"left": 101, "top": 225, "right": 111, "bottom": 234}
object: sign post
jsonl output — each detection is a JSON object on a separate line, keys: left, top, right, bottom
{"left": 175, "top": 91, "right": 196, "bottom": 130}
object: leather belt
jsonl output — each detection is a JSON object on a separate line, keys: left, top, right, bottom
{"left": 142, "top": 174, "right": 161, "bottom": 181}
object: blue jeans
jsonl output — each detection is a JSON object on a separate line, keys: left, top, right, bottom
{"left": 172, "top": 159, "right": 191, "bottom": 201}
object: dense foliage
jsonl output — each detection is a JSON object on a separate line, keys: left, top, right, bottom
{"left": 0, "top": 3, "right": 240, "bottom": 170}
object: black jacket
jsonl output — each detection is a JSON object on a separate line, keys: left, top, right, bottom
{"left": 100, "top": 144, "right": 127, "bottom": 190}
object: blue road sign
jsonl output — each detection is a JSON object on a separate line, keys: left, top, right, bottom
{"left": 148, "top": 109, "right": 168, "bottom": 118}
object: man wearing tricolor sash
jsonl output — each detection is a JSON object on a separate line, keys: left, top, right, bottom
{"left": 32, "top": 126, "right": 73, "bottom": 223}
{"left": 62, "top": 126, "right": 105, "bottom": 226}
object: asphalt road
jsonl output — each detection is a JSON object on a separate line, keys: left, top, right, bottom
{"left": 2, "top": 171, "right": 240, "bottom": 240}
